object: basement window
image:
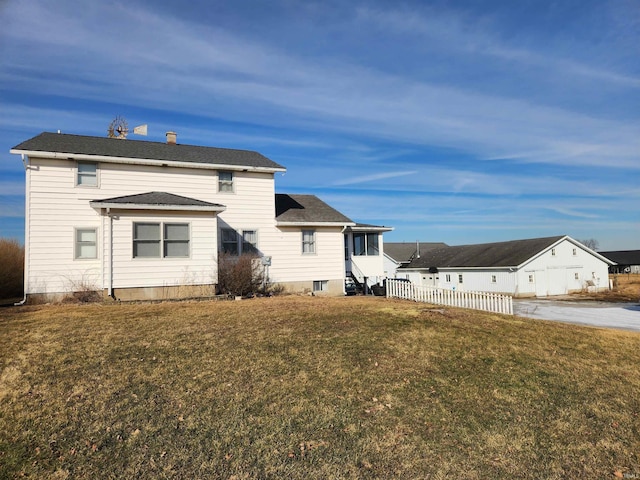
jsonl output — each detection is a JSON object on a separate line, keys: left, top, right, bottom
{"left": 313, "top": 280, "right": 328, "bottom": 292}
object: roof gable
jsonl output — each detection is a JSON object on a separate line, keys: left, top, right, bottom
{"left": 12, "top": 132, "right": 285, "bottom": 171}
{"left": 275, "top": 194, "right": 354, "bottom": 225}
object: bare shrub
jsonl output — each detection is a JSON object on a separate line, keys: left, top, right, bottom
{"left": 0, "top": 238, "right": 24, "bottom": 300}
{"left": 217, "top": 253, "right": 269, "bottom": 297}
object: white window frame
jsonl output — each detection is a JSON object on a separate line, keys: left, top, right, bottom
{"left": 218, "top": 171, "right": 234, "bottom": 193}
{"left": 74, "top": 228, "right": 98, "bottom": 259}
{"left": 491, "top": 275, "right": 497, "bottom": 283}
{"left": 574, "top": 272, "right": 579, "bottom": 280}
{"left": 551, "top": 248, "right": 556, "bottom": 256}
{"left": 302, "top": 230, "right": 316, "bottom": 254}
{"left": 163, "top": 223, "right": 190, "bottom": 258}
{"left": 445, "top": 274, "right": 451, "bottom": 283}
{"left": 572, "top": 248, "right": 577, "bottom": 256}
{"left": 133, "top": 222, "right": 190, "bottom": 259}
{"left": 313, "top": 280, "right": 328, "bottom": 292}
{"left": 529, "top": 274, "right": 535, "bottom": 283}
{"left": 458, "top": 274, "right": 463, "bottom": 284}
{"left": 76, "top": 161, "right": 99, "bottom": 187}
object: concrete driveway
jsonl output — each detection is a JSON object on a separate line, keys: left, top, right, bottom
{"left": 513, "top": 298, "right": 640, "bottom": 332}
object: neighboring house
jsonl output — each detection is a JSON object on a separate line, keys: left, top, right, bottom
{"left": 400, "top": 235, "right": 614, "bottom": 297}
{"left": 11, "top": 131, "right": 391, "bottom": 301}
{"left": 599, "top": 250, "right": 640, "bottom": 274}
{"left": 383, "top": 242, "right": 448, "bottom": 279}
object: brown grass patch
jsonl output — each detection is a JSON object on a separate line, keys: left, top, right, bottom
{"left": 1, "top": 296, "right": 639, "bottom": 478}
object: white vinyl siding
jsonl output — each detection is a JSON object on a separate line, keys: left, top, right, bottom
{"left": 75, "top": 228, "right": 97, "bottom": 259}
{"left": 76, "top": 162, "right": 98, "bottom": 187}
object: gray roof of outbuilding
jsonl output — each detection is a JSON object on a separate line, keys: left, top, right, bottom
{"left": 91, "top": 192, "right": 224, "bottom": 209}
{"left": 403, "top": 236, "right": 566, "bottom": 269}
{"left": 12, "top": 132, "right": 285, "bottom": 170}
{"left": 599, "top": 250, "right": 640, "bottom": 265}
{"left": 275, "top": 194, "right": 354, "bottom": 224}
{"left": 384, "top": 242, "right": 449, "bottom": 263}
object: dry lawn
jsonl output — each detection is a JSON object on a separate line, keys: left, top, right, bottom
{"left": 1, "top": 296, "right": 639, "bottom": 479}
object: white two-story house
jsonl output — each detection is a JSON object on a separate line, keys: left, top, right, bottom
{"left": 11, "top": 131, "right": 391, "bottom": 301}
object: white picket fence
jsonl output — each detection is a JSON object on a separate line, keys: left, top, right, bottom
{"left": 386, "top": 279, "right": 513, "bottom": 315}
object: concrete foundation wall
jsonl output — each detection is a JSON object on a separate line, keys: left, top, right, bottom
{"left": 276, "top": 279, "right": 344, "bottom": 296}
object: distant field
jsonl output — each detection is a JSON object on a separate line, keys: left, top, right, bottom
{"left": 1, "top": 296, "right": 639, "bottom": 479}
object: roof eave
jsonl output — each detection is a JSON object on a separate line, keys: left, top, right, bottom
{"left": 10, "top": 149, "right": 287, "bottom": 174}
{"left": 90, "top": 201, "right": 226, "bottom": 213}
{"left": 277, "top": 221, "right": 357, "bottom": 227}
{"left": 348, "top": 226, "right": 394, "bottom": 232}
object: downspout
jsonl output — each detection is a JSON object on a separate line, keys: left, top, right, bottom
{"left": 15, "top": 154, "right": 29, "bottom": 305}
{"left": 107, "top": 207, "right": 114, "bottom": 298}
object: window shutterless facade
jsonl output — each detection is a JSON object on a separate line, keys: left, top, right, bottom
{"left": 302, "top": 230, "right": 316, "bottom": 254}
{"left": 133, "top": 222, "right": 189, "bottom": 258}
{"left": 75, "top": 228, "right": 97, "bottom": 259}
{"left": 76, "top": 161, "right": 98, "bottom": 187}
{"left": 218, "top": 171, "right": 234, "bottom": 193}
{"left": 221, "top": 228, "right": 239, "bottom": 255}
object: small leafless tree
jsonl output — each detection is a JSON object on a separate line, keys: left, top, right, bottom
{"left": 579, "top": 238, "right": 600, "bottom": 251}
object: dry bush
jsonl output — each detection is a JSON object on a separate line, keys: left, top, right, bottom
{"left": 0, "top": 238, "right": 24, "bottom": 300}
{"left": 217, "top": 252, "right": 267, "bottom": 297}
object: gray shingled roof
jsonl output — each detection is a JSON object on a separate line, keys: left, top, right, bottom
{"left": 90, "top": 192, "right": 225, "bottom": 210}
{"left": 275, "top": 194, "right": 354, "bottom": 224}
{"left": 384, "top": 242, "right": 449, "bottom": 263}
{"left": 599, "top": 250, "right": 640, "bottom": 265}
{"left": 12, "top": 132, "right": 285, "bottom": 170}
{"left": 404, "top": 236, "right": 566, "bottom": 269}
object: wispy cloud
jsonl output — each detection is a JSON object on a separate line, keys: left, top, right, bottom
{"left": 332, "top": 171, "right": 418, "bottom": 186}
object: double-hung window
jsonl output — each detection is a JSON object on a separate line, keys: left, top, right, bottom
{"left": 302, "top": 230, "right": 316, "bottom": 254}
{"left": 218, "top": 171, "right": 234, "bottom": 193}
{"left": 221, "top": 228, "right": 239, "bottom": 255}
{"left": 242, "top": 230, "right": 258, "bottom": 254}
{"left": 77, "top": 162, "right": 98, "bottom": 187}
{"left": 133, "top": 222, "right": 189, "bottom": 258}
{"left": 75, "top": 228, "right": 97, "bottom": 259}
{"left": 221, "top": 228, "right": 259, "bottom": 255}
{"left": 164, "top": 224, "right": 189, "bottom": 257}
{"left": 133, "top": 223, "right": 161, "bottom": 258}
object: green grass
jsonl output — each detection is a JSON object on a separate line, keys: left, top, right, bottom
{"left": 1, "top": 296, "right": 639, "bottom": 479}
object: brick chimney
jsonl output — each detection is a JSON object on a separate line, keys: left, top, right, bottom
{"left": 166, "top": 131, "right": 177, "bottom": 145}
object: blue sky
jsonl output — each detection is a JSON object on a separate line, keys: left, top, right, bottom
{"left": 0, "top": 0, "right": 638, "bottom": 250}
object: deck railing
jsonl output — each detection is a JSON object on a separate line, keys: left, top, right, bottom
{"left": 386, "top": 279, "right": 513, "bottom": 315}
